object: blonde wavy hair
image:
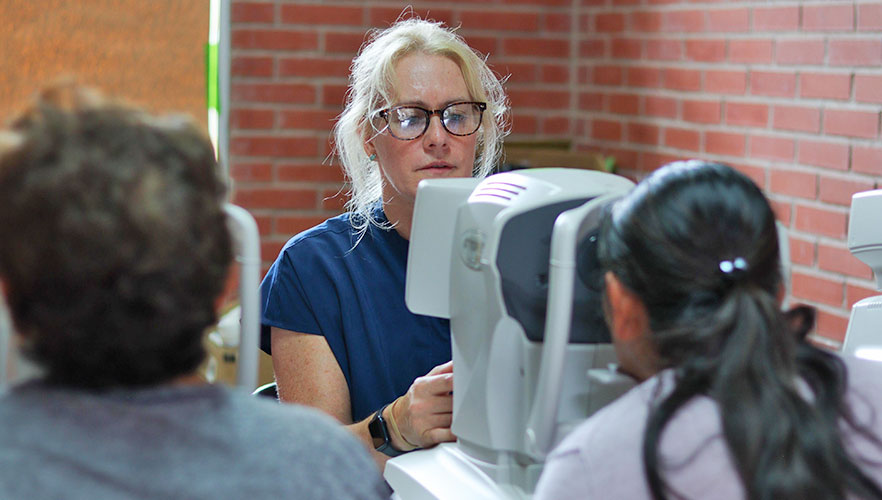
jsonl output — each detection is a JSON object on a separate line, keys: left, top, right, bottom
{"left": 333, "top": 17, "right": 510, "bottom": 234}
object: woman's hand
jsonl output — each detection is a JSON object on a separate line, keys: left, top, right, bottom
{"left": 387, "top": 361, "right": 455, "bottom": 449}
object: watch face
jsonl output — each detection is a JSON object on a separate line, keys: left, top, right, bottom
{"left": 368, "top": 410, "right": 386, "bottom": 448}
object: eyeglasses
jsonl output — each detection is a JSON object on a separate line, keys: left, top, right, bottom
{"left": 373, "top": 101, "right": 486, "bottom": 141}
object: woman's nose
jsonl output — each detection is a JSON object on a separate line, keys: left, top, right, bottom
{"left": 422, "top": 114, "right": 448, "bottom": 148}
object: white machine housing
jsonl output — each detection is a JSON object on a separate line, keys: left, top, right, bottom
{"left": 841, "top": 189, "right": 882, "bottom": 361}
{"left": 389, "top": 169, "right": 635, "bottom": 499}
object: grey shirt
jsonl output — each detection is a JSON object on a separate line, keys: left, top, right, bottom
{"left": 0, "top": 381, "right": 388, "bottom": 500}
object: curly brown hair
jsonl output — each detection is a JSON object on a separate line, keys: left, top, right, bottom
{"left": 0, "top": 84, "right": 232, "bottom": 389}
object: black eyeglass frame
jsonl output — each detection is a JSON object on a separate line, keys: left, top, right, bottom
{"left": 374, "top": 101, "right": 487, "bottom": 141}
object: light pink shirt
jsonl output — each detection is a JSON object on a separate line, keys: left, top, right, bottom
{"left": 535, "top": 356, "right": 882, "bottom": 499}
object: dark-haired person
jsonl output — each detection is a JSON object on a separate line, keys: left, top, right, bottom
{"left": 260, "top": 17, "right": 509, "bottom": 463}
{"left": 0, "top": 84, "right": 387, "bottom": 500}
{"left": 535, "top": 161, "right": 882, "bottom": 499}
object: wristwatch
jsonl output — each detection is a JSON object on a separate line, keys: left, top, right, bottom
{"left": 368, "top": 403, "right": 405, "bottom": 457}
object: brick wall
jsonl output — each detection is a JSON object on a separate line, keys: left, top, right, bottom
{"left": 230, "top": 0, "right": 882, "bottom": 345}
{"left": 575, "top": 1, "right": 882, "bottom": 346}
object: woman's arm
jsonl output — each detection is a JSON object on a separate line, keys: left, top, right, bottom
{"left": 271, "top": 327, "right": 455, "bottom": 467}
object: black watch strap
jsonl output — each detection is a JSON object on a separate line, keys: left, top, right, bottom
{"left": 368, "top": 403, "right": 406, "bottom": 457}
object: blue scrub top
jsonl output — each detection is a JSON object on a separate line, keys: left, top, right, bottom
{"left": 260, "top": 207, "right": 451, "bottom": 421}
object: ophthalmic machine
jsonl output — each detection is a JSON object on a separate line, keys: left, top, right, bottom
{"left": 387, "top": 168, "right": 636, "bottom": 499}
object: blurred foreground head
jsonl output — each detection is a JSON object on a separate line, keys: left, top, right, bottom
{"left": 0, "top": 84, "right": 232, "bottom": 389}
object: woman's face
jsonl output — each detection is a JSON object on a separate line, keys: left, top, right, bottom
{"left": 367, "top": 53, "right": 478, "bottom": 208}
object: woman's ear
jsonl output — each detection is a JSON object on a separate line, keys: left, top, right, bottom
{"left": 604, "top": 271, "right": 658, "bottom": 381}
{"left": 604, "top": 271, "right": 648, "bottom": 343}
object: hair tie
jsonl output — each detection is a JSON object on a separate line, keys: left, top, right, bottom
{"left": 719, "top": 257, "right": 748, "bottom": 279}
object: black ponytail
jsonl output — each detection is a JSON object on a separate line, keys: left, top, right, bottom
{"left": 599, "top": 161, "right": 882, "bottom": 500}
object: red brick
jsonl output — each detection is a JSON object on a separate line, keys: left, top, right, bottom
{"left": 777, "top": 40, "right": 825, "bottom": 65}
{"left": 505, "top": 37, "right": 569, "bottom": 57}
{"left": 707, "top": 8, "right": 749, "bottom": 32}
{"left": 321, "top": 84, "right": 348, "bottom": 107}
{"left": 231, "top": 136, "right": 318, "bottom": 158}
{"left": 705, "top": 70, "right": 746, "bottom": 94}
{"left": 855, "top": 75, "right": 882, "bottom": 104}
{"left": 233, "top": 188, "right": 317, "bottom": 210}
{"left": 593, "top": 66, "right": 623, "bottom": 85}
{"left": 460, "top": 11, "right": 540, "bottom": 32}
{"left": 664, "top": 127, "right": 700, "bottom": 151}
{"left": 324, "top": 32, "right": 367, "bottom": 54}
{"left": 231, "top": 162, "right": 273, "bottom": 183}
{"left": 644, "top": 96, "right": 678, "bottom": 118}
{"left": 683, "top": 100, "right": 721, "bottom": 124}
{"left": 640, "top": 152, "right": 684, "bottom": 172}
{"left": 579, "top": 92, "right": 603, "bottom": 111}
{"left": 663, "top": 69, "right": 701, "bottom": 91}
{"left": 792, "top": 271, "right": 844, "bottom": 306}
{"left": 611, "top": 38, "right": 642, "bottom": 59}
{"left": 581, "top": 39, "right": 606, "bottom": 58}
{"left": 232, "top": 83, "right": 315, "bottom": 104}
{"left": 726, "top": 102, "right": 769, "bottom": 128}
{"left": 753, "top": 6, "right": 799, "bottom": 31}
{"left": 825, "top": 109, "right": 880, "bottom": 139}
{"left": 277, "top": 164, "right": 344, "bottom": 183}
{"left": 770, "top": 169, "right": 816, "bottom": 199}
{"left": 541, "top": 64, "right": 569, "bottom": 84}
{"left": 232, "top": 2, "right": 275, "bottom": 23}
{"left": 798, "top": 140, "right": 850, "bottom": 171}
{"left": 232, "top": 109, "right": 274, "bottom": 129}
{"left": 705, "top": 131, "right": 745, "bottom": 156}
{"left": 800, "top": 73, "right": 852, "bottom": 100}
{"left": 770, "top": 199, "right": 790, "bottom": 224}
{"left": 819, "top": 244, "right": 875, "bottom": 280}
{"left": 733, "top": 163, "right": 766, "bottom": 189}
{"left": 232, "top": 29, "right": 318, "bottom": 51}
{"left": 829, "top": 40, "right": 882, "bottom": 66}
{"left": 279, "top": 5, "right": 363, "bottom": 25}
{"left": 663, "top": 10, "right": 705, "bottom": 32}
{"left": 847, "top": 284, "right": 880, "bottom": 308}
{"left": 750, "top": 136, "right": 795, "bottom": 162}
{"left": 508, "top": 89, "right": 569, "bottom": 108}
{"left": 750, "top": 72, "right": 796, "bottom": 97}
{"left": 773, "top": 106, "right": 820, "bottom": 133}
{"left": 858, "top": 4, "right": 882, "bottom": 31}
{"left": 815, "top": 310, "right": 848, "bottom": 343}
{"left": 608, "top": 93, "right": 640, "bottom": 115}
{"left": 543, "top": 116, "right": 571, "bottom": 135}
{"left": 232, "top": 56, "right": 274, "bottom": 77}
{"left": 592, "top": 120, "right": 623, "bottom": 141}
{"left": 818, "top": 176, "right": 877, "bottom": 207}
{"left": 368, "top": 8, "right": 455, "bottom": 28}
{"left": 646, "top": 39, "right": 682, "bottom": 60}
{"left": 279, "top": 110, "right": 338, "bottom": 131}
{"left": 853, "top": 146, "right": 882, "bottom": 176}
{"left": 511, "top": 114, "right": 538, "bottom": 135}
{"left": 321, "top": 190, "right": 347, "bottom": 212}
{"left": 465, "top": 36, "right": 499, "bottom": 59}
{"left": 685, "top": 40, "right": 726, "bottom": 62}
{"left": 279, "top": 57, "right": 351, "bottom": 78}
{"left": 260, "top": 239, "right": 289, "bottom": 264}
{"left": 547, "top": 13, "right": 571, "bottom": 31}
{"left": 631, "top": 11, "right": 662, "bottom": 32}
{"left": 501, "top": 62, "right": 537, "bottom": 84}
{"left": 595, "top": 13, "right": 625, "bottom": 32}
{"left": 789, "top": 235, "right": 815, "bottom": 266}
{"left": 802, "top": 5, "right": 855, "bottom": 31}
{"left": 627, "top": 122, "right": 660, "bottom": 145}
{"left": 626, "top": 67, "right": 662, "bottom": 88}
{"left": 794, "top": 204, "right": 848, "bottom": 238}
{"left": 729, "top": 40, "right": 773, "bottom": 64}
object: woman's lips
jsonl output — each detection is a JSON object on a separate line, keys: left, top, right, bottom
{"left": 418, "top": 163, "right": 456, "bottom": 175}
